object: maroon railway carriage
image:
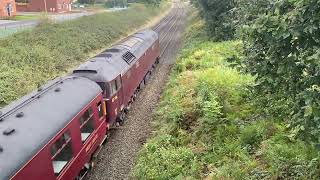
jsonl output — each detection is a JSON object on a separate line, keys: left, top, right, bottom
{"left": 0, "top": 76, "right": 107, "bottom": 180}
{"left": 72, "top": 29, "right": 160, "bottom": 124}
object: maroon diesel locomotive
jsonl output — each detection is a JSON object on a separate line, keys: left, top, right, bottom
{"left": 73, "top": 29, "right": 160, "bottom": 125}
{"left": 0, "top": 29, "right": 160, "bottom": 180}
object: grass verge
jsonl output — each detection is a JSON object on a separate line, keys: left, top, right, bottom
{"left": 133, "top": 11, "right": 320, "bottom": 179}
{"left": 0, "top": 2, "right": 169, "bottom": 106}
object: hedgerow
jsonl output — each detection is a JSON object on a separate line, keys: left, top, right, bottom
{"left": 240, "top": 0, "right": 320, "bottom": 143}
{"left": 133, "top": 11, "right": 320, "bottom": 179}
{"left": 192, "top": 0, "right": 320, "bottom": 145}
{"left": 0, "top": 3, "right": 168, "bottom": 106}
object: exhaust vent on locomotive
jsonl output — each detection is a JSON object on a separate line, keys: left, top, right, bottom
{"left": 122, "top": 51, "right": 136, "bottom": 64}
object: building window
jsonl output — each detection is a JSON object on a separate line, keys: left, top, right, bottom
{"left": 51, "top": 131, "right": 73, "bottom": 176}
{"left": 79, "top": 108, "right": 95, "bottom": 143}
{"left": 97, "top": 101, "right": 104, "bottom": 119}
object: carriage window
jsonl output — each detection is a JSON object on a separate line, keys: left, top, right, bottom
{"left": 79, "top": 108, "right": 95, "bottom": 143}
{"left": 97, "top": 102, "right": 104, "bottom": 119}
{"left": 51, "top": 131, "right": 73, "bottom": 176}
{"left": 110, "top": 78, "right": 122, "bottom": 96}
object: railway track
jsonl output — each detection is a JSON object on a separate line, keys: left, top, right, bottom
{"left": 85, "top": 1, "right": 188, "bottom": 179}
{"left": 159, "top": 4, "right": 185, "bottom": 57}
{"left": 151, "top": 1, "right": 185, "bottom": 58}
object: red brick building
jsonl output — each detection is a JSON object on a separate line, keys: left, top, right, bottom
{"left": 0, "top": 0, "right": 16, "bottom": 17}
{"left": 16, "top": 0, "right": 72, "bottom": 13}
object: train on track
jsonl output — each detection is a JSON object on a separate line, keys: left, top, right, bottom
{"left": 0, "top": 29, "right": 160, "bottom": 180}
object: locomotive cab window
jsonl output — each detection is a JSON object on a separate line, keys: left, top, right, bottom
{"left": 79, "top": 108, "right": 95, "bottom": 143}
{"left": 51, "top": 131, "right": 73, "bottom": 176}
{"left": 110, "top": 80, "right": 117, "bottom": 95}
{"left": 110, "top": 77, "right": 121, "bottom": 96}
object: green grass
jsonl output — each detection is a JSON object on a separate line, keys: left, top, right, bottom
{"left": 1, "top": 14, "right": 41, "bottom": 21}
{"left": 0, "top": 2, "right": 169, "bottom": 106}
{"left": 133, "top": 11, "right": 320, "bottom": 179}
{"left": 13, "top": 15, "right": 40, "bottom": 20}
{"left": 0, "top": 28, "right": 27, "bottom": 38}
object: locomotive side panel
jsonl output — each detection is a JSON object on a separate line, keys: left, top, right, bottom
{"left": 121, "top": 40, "right": 160, "bottom": 108}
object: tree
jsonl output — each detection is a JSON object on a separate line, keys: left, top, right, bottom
{"left": 241, "top": 0, "right": 320, "bottom": 142}
{"left": 193, "top": 0, "right": 235, "bottom": 41}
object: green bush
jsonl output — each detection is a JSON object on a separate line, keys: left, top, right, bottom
{"left": 261, "top": 136, "right": 320, "bottom": 179}
{"left": 240, "top": 0, "right": 320, "bottom": 142}
{"left": 133, "top": 135, "right": 202, "bottom": 179}
{"left": 0, "top": 3, "right": 168, "bottom": 107}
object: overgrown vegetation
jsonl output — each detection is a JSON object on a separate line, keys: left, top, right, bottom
{"left": 133, "top": 11, "right": 320, "bottom": 179}
{"left": 0, "top": 3, "right": 168, "bottom": 106}
{"left": 190, "top": 0, "right": 320, "bottom": 145}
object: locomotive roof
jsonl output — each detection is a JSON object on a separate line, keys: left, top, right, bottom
{"left": 72, "top": 29, "right": 158, "bottom": 82}
{"left": 0, "top": 76, "right": 102, "bottom": 180}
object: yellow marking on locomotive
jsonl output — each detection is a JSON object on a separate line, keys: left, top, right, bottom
{"left": 103, "top": 101, "right": 107, "bottom": 116}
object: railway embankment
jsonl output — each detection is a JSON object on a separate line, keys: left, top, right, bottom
{"left": 133, "top": 10, "right": 320, "bottom": 179}
{"left": 0, "top": 2, "right": 169, "bottom": 107}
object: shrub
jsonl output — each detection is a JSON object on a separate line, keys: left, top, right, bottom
{"left": 133, "top": 135, "right": 202, "bottom": 179}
